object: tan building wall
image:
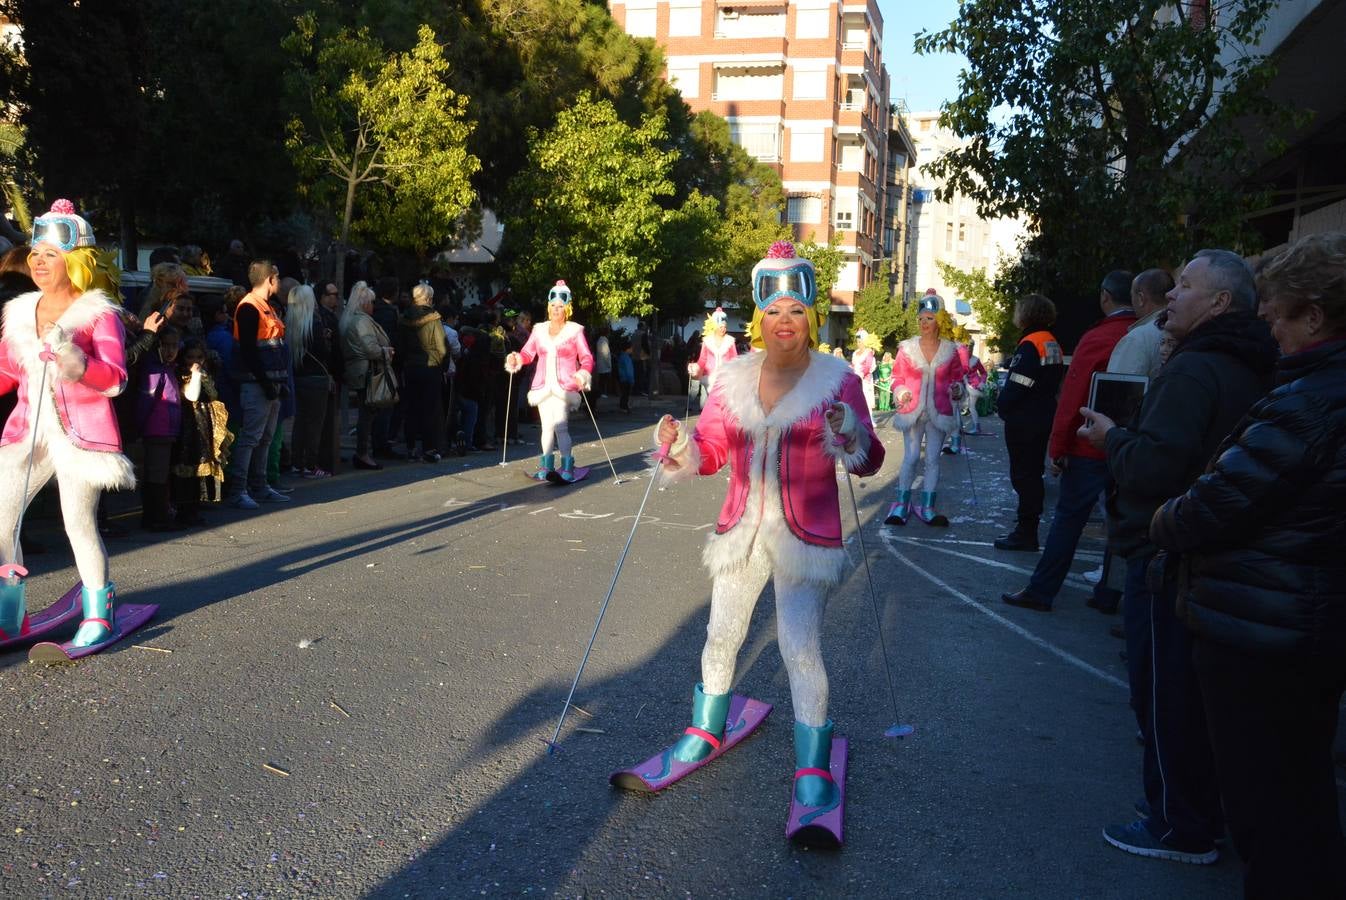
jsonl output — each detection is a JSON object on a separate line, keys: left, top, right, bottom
{"left": 610, "top": 0, "right": 892, "bottom": 322}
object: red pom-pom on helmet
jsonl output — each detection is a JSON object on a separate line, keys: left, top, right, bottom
{"left": 50, "top": 199, "right": 77, "bottom": 215}
{"left": 766, "top": 240, "right": 796, "bottom": 259}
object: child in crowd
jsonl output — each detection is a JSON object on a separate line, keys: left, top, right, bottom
{"left": 136, "top": 325, "right": 183, "bottom": 530}
{"left": 616, "top": 338, "right": 635, "bottom": 413}
{"left": 172, "top": 337, "right": 232, "bottom": 524}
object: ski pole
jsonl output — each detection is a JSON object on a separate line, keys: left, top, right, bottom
{"left": 579, "top": 390, "right": 624, "bottom": 485}
{"left": 684, "top": 378, "right": 691, "bottom": 422}
{"left": 499, "top": 369, "right": 514, "bottom": 468}
{"left": 4, "top": 350, "right": 51, "bottom": 584}
{"left": 543, "top": 442, "right": 671, "bottom": 754}
{"left": 956, "top": 406, "right": 979, "bottom": 506}
{"left": 843, "top": 471, "right": 914, "bottom": 739}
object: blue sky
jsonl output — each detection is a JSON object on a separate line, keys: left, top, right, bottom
{"left": 878, "top": 0, "right": 967, "bottom": 114}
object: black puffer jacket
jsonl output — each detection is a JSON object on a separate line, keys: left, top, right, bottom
{"left": 1151, "top": 338, "right": 1346, "bottom": 658}
{"left": 1104, "top": 311, "right": 1279, "bottom": 557}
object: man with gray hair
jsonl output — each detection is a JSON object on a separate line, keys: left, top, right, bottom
{"left": 1077, "top": 248, "right": 1278, "bottom": 865}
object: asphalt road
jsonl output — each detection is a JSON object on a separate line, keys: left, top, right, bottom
{"left": 1, "top": 393, "right": 1339, "bottom": 897}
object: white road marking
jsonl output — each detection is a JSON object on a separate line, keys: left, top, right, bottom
{"left": 886, "top": 535, "right": 1094, "bottom": 592}
{"left": 877, "top": 530, "right": 1128, "bottom": 691}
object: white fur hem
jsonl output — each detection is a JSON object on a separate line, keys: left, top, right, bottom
{"left": 704, "top": 517, "right": 850, "bottom": 587}
{"left": 0, "top": 440, "right": 135, "bottom": 491}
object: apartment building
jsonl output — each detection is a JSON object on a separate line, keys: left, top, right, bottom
{"left": 608, "top": 0, "right": 893, "bottom": 331}
{"left": 904, "top": 111, "right": 1025, "bottom": 360}
{"left": 885, "top": 109, "right": 916, "bottom": 300}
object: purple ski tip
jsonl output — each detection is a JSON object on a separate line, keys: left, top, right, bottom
{"left": 786, "top": 736, "right": 847, "bottom": 848}
{"left": 885, "top": 723, "right": 915, "bottom": 738}
{"left": 610, "top": 694, "right": 772, "bottom": 792}
{"left": 0, "top": 583, "right": 82, "bottom": 651}
{"left": 28, "top": 603, "right": 158, "bottom": 664}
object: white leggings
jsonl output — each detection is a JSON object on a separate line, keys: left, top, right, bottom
{"left": 898, "top": 418, "right": 947, "bottom": 493}
{"left": 700, "top": 543, "right": 830, "bottom": 727}
{"left": 537, "top": 395, "right": 573, "bottom": 457}
{"left": 0, "top": 440, "right": 109, "bottom": 590}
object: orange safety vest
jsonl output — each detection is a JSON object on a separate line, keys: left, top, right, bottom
{"left": 232, "top": 295, "right": 286, "bottom": 342}
{"left": 1023, "top": 330, "right": 1063, "bottom": 366}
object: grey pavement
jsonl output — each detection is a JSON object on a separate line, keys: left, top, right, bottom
{"left": 1, "top": 392, "right": 1341, "bottom": 897}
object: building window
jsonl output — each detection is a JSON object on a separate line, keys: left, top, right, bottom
{"left": 958, "top": 223, "right": 966, "bottom": 247}
{"left": 835, "top": 208, "right": 855, "bottom": 231}
{"left": 625, "top": 6, "right": 656, "bottom": 37}
{"left": 945, "top": 222, "right": 954, "bottom": 251}
{"left": 792, "top": 68, "right": 827, "bottom": 100}
{"left": 837, "top": 258, "right": 860, "bottom": 291}
{"left": 839, "top": 143, "right": 864, "bottom": 172}
{"left": 790, "top": 129, "right": 824, "bottom": 162}
{"left": 668, "top": 3, "right": 701, "bottom": 37}
{"left": 787, "top": 196, "right": 822, "bottom": 224}
{"left": 919, "top": 117, "right": 932, "bottom": 132}
{"left": 730, "top": 123, "right": 782, "bottom": 162}
{"left": 842, "top": 15, "right": 867, "bottom": 50}
{"left": 795, "top": 8, "right": 829, "bottom": 39}
{"left": 714, "top": 66, "right": 785, "bottom": 101}
{"left": 716, "top": 9, "right": 786, "bottom": 38}
{"left": 668, "top": 66, "right": 700, "bottom": 99}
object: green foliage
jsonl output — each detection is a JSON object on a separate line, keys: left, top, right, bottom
{"left": 854, "top": 261, "right": 906, "bottom": 348}
{"left": 284, "top": 18, "right": 478, "bottom": 267}
{"left": 936, "top": 261, "right": 1017, "bottom": 354}
{"left": 916, "top": 0, "right": 1294, "bottom": 308}
{"left": 502, "top": 92, "right": 697, "bottom": 321}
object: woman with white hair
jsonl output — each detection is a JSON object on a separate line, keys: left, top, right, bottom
{"left": 339, "top": 281, "right": 393, "bottom": 471}
{"left": 285, "top": 284, "right": 334, "bottom": 478}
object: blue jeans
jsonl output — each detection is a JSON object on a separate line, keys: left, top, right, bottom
{"left": 230, "top": 382, "right": 281, "bottom": 496}
{"left": 1025, "top": 456, "right": 1109, "bottom": 604}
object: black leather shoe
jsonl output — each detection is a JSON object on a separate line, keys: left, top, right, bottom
{"left": 1002, "top": 589, "right": 1052, "bottom": 612}
{"left": 993, "top": 531, "right": 1039, "bottom": 552}
{"left": 353, "top": 457, "right": 383, "bottom": 470}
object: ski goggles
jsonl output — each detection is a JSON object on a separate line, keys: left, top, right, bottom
{"left": 32, "top": 214, "right": 95, "bottom": 253}
{"left": 547, "top": 285, "right": 572, "bottom": 306}
{"left": 753, "top": 264, "right": 816, "bottom": 310}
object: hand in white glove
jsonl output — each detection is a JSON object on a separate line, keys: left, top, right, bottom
{"left": 687, "top": 362, "right": 700, "bottom": 378}
{"left": 43, "top": 326, "right": 88, "bottom": 383}
{"left": 824, "top": 402, "right": 858, "bottom": 453}
{"left": 504, "top": 352, "right": 521, "bottom": 374}
{"left": 574, "top": 369, "right": 592, "bottom": 391}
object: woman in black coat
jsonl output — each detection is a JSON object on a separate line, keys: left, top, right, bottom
{"left": 1150, "top": 232, "right": 1346, "bottom": 899}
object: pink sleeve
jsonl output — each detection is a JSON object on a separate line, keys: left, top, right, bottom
{"left": 574, "top": 331, "right": 594, "bottom": 373}
{"left": 0, "top": 341, "right": 17, "bottom": 396}
{"left": 839, "top": 374, "right": 884, "bottom": 476}
{"left": 517, "top": 330, "right": 539, "bottom": 366}
{"left": 723, "top": 342, "right": 737, "bottom": 363}
{"left": 81, "top": 312, "right": 128, "bottom": 395}
{"left": 697, "top": 345, "right": 711, "bottom": 369}
{"left": 950, "top": 343, "right": 969, "bottom": 382}
{"left": 691, "top": 388, "right": 732, "bottom": 475}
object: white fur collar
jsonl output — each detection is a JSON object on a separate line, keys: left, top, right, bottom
{"left": 713, "top": 350, "right": 849, "bottom": 433}
{"left": 533, "top": 320, "right": 583, "bottom": 349}
{"left": 3, "top": 289, "right": 119, "bottom": 361}
{"left": 899, "top": 335, "right": 955, "bottom": 369}
{"left": 705, "top": 333, "right": 734, "bottom": 354}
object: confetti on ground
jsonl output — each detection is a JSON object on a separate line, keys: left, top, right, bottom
{"left": 571, "top": 705, "right": 594, "bottom": 719}
{"left": 132, "top": 644, "right": 173, "bottom": 654}
{"left": 330, "top": 700, "right": 352, "bottom": 718}
{"left": 575, "top": 727, "right": 606, "bottom": 735}
{"left": 262, "top": 763, "right": 290, "bottom": 777}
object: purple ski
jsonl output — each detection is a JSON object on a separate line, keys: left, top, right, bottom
{"left": 610, "top": 694, "right": 772, "bottom": 792}
{"left": 785, "top": 737, "right": 848, "bottom": 848}
{"left": 546, "top": 466, "right": 592, "bottom": 486}
{"left": 0, "top": 583, "right": 82, "bottom": 651}
{"left": 28, "top": 603, "right": 158, "bottom": 665}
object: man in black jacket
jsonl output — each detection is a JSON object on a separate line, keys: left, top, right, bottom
{"left": 1078, "top": 249, "right": 1278, "bottom": 865}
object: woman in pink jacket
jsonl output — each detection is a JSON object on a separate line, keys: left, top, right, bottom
{"left": 0, "top": 201, "right": 134, "bottom": 648}
{"left": 885, "top": 290, "right": 968, "bottom": 526}
{"left": 504, "top": 280, "right": 594, "bottom": 482}
{"left": 687, "top": 306, "right": 737, "bottom": 412}
{"left": 850, "top": 328, "right": 878, "bottom": 412}
{"left": 647, "top": 241, "right": 884, "bottom": 830}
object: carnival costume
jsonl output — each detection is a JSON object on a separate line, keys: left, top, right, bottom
{"left": 506, "top": 281, "right": 594, "bottom": 482}
{"left": 885, "top": 290, "right": 968, "bottom": 526}
{"left": 875, "top": 353, "right": 894, "bottom": 412}
{"left": 687, "top": 306, "right": 737, "bottom": 412}
{"left": 850, "top": 329, "right": 879, "bottom": 412}
{"left": 649, "top": 241, "right": 884, "bottom": 829}
{"left": 962, "top": 352, "right": 988, "bottom": 434}
{"left": 0, "top": 201, "right": 134, "bottom": 649}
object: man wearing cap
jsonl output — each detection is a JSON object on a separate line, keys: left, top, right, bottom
{"left": 0, "top": 200, "right": 135, "bottom": 649}
{"left": 885, "top": 289, "right": 969, "bottom": 526}
{"left": 504, "top": 281, "right": 594, "bottom": 482}
{"left": 688, "top": 306, "right": 737, "bottom": 412}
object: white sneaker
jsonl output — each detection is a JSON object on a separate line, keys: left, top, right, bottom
{"left": 1083, "top": 564, "right": 1104, "bottom": 585}
{"left": 229, "top": 493, "right": 260, "bottom": 510}
{"left": 257, "top": 487, "right": 292, "bottom": 504}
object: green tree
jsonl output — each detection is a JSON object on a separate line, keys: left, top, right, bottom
{"left": 854, "top": 260, "right": 906, "bottom": 347}
{"left": 937, "top": 261, "right": 1017, "bottom": 354}
{"left": 502, "top": 92, "right": 709, "bottom": 321}
{"left": 284, "top": 17, "right": 478, "bottom": 283}
{"left": 916, "top": 0, "right": 1293, "bottom": 309}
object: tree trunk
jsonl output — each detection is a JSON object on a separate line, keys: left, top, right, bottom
{"left": 335, "top": 162, "right": 359, "bottom": 301}
{"left": 120, "top": 184, "right": 139, "bottom": 273}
